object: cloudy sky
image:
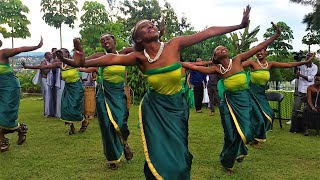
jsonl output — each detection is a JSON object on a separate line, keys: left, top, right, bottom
{"left": 0, "top": 0, "right": 318, "bottom": 52}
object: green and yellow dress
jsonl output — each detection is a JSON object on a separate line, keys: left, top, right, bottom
{"left": 248, "top": 69, "right": 274, "bottom": 141}
{"left": 60, "top": 66, "right": 84, "bottom": 122}
{"left": 0, "top": 63, "right": 20, "bottom": 130}
{"left": 217, "top": 71, "right": 254, "bottom": 169}
{"left": 140, "top": 63, "right": 192, "bottom": 180}
{"left": 96, "top": 65, "right": 129, "bottom": 164}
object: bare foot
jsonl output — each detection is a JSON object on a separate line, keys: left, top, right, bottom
{"left": 110, "top": 163, "right": 119, "bottom": 170}
{"left": 224, "top": 167, "right": 234, "bottom": 175}
{"left": 236, "top": 155, "right": 245, "bottom": 163}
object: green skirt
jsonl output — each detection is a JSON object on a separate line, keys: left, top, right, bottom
{"left": 219, "top": 89, "right": 254, "bottom": 168}
{"left": 60, "top": 80, "right": 84, "bottom": 122}
{"left": 249, "top": 83, "right": 274, "bottom": 141}
{"left": 0, "top": 73, "right": 20, "bottom": 130}
{"left": 96, "top": 80, "right": 129, "bottom": 163}
{"left": 139, "top": 90, "right": 192, "bottom": 180}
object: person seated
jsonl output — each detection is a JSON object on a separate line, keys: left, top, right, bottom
{"left": 303, "top": 73, "right": 320, "bottom": 136}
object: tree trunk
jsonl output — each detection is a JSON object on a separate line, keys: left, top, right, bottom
{"left": 60, "top": 26, "right": 62, "bottom": 49}
{"left": 308, "top": 45, "right": 310, "bottom": 52}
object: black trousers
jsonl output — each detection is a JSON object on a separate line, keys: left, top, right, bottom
{"left": 193, "top": 83, "right": 204, "bottom": 111}
{"left": 207, "top": 85, "right": 220, "bottom": 112}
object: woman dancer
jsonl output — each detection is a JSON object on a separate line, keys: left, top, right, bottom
{"left": 242, "top": 48, "right": 314, "bottom": 146}
{"left": 78, "top": 33, "right": 134, "bottom": 169}
{"left": 0, "top": 37, "right": 43, "bottom": 152}
{"left": 182, "top": 22, "right": 280, "bottom": 174}
{"left": 22, "top": 48, "right": 88, "bottom": 135}
{"left": 57, "top": 6, "right": 250, "bottom": 179}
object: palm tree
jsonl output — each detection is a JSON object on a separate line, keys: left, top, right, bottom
{"left": 229, "top": 21, "right": 260, "bottom": 54}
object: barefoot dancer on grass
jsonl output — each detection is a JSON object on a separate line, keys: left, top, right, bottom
{"left": 181, "top": 22, "right": 280, "bottom": 174}
{"left": 76, "top": 33, "right": 134, "bottom": 169}
{"left": 0, "top": 37, "right": 43, "bottom": 152}
{"left": 22, "top": 48, "right": 89, "bottom": 135}
{"left": 57, "top": 6, "right": 251, "bottom": 179}
{"left": 242, "top": 47, "right": 315, "bottom": 146}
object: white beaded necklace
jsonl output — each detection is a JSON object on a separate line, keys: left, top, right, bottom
{"left": 219, "top": 59, "right": 232, "bottom": 74}
{"left": 144, "top": 42, "right": 164, "bottom": 63}
{"left": 257, "top": 59, "right": 268, "bottom": 69}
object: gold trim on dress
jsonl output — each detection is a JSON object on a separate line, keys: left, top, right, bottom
{"left": 60, "top": 118, "right": 85, "bottom": 124}
{"left": 139, "top": 99, "right": 163, "bottom": 180}
{"left": 102, "top": 85, "right": 127, "bottom": 145}
{"left": 0, "top": 123, "right": 20, "bottom": 130}
{"left": 107, "top": 153, "right": 124, "bottom": 164}
{"left": 225, "top": 95, "right": 247, "bottom": 144}
{"left": 250, "top": 91, "right": 273, "bottom": 124}
{"left": 254, "top": 138, "right": 267, "bottom": 142}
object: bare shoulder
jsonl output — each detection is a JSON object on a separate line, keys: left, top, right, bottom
{"left": 165, "top": 38, "right": 180, "bottom": 48}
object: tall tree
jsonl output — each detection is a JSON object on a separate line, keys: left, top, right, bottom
{"left": 119, "top": 0, "right": 162, "bottom": 33}
{"left": 290, "top": 0, "right": 320, "bottom": 30}
{"left": 181, "top": 32, "right": 233, "bottom": 61}
{"left": 229, "top": 21, "right": 260, "bottom": 54}
{"left": 302, "top": 30, "right": 320, "bottom": 52}
{"left": 79, "top": 1, "right": 110, "bottom": 55}
{"left": 0, "top": 0, "right": 31, "bottom": 48}
{"left": 40, "top": 0, "right": 78, "bottom": 48}
{"left": 263, "top": 22, "right": 294, "bottom": 57}
{"left": 79, "top": 1, "right": 129, "bottom": 55}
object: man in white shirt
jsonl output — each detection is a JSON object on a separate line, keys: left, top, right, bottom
{"left": 288, "top": 60, "right": 318, "bottom": 126}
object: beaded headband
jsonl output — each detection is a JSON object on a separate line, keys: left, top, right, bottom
{"left": 132, "top": 20, "right": 149, "bottom": 41}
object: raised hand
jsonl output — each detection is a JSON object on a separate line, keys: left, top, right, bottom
{"left": 159, "top": 17, "right": 166, "bottom": 38}
{"left": 240, "top": 5, "right": 251, "bottom": 28}
{"left": 73, "top": 38, "right": 85, "bottom": 66}
{"left": 73, "top": 38, "right": 83, "bottom": 52}
{"left": 271, "top": 22, "right": 281, "bottom": 36}
{"left": 37, "top": 36, "right": 43, "bottom": 48}
{"left": 73, "top": 50, "right": 85, "bottom": 67}
{"left": 55, "top": 50, "right": 65, "bottom": 62}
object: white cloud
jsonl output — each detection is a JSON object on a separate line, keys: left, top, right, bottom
{"left": 1, "top": 0, "right": 319, "bottom": 53}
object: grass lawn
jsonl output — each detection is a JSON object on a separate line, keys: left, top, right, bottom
{"left": 1, "top": 97, "right": 320, "bottom": 180}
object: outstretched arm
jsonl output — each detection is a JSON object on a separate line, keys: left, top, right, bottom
{"left": 119, "top": 47, "right": 135, "bottom": 54}
{"left": 173, "top": 5, "right": 250, "bottom": 49}
{"left": 181, "top": 62, "right": 217, "bottom": 74}
{"left": 84, "top": 53, "right": 138, "bottom": 67}
{"left": 2, "top": 37, "right": 43, "bottom": 58}
{"left": 242, "top": 60, "right": 255, "bottom": 68}
{"left": 85, "top": 52, "right": 105, "bottom": 60}
{"left": 57, "top": 50, "right": 139, "bottom": 68}
{"left": 235, "top": 22, "right": 280, "bottom": 62}
{"left": 269, "top": 53, "right": 315, "bottom": 68}
{"left": 78, "top": 67, "right": 98, "bottom": 73}
{"left": 188, "top": 60, "right": 213, "bottom": 66}
{"left": 21, "top": 61, "right": 60, "bottom": 69}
